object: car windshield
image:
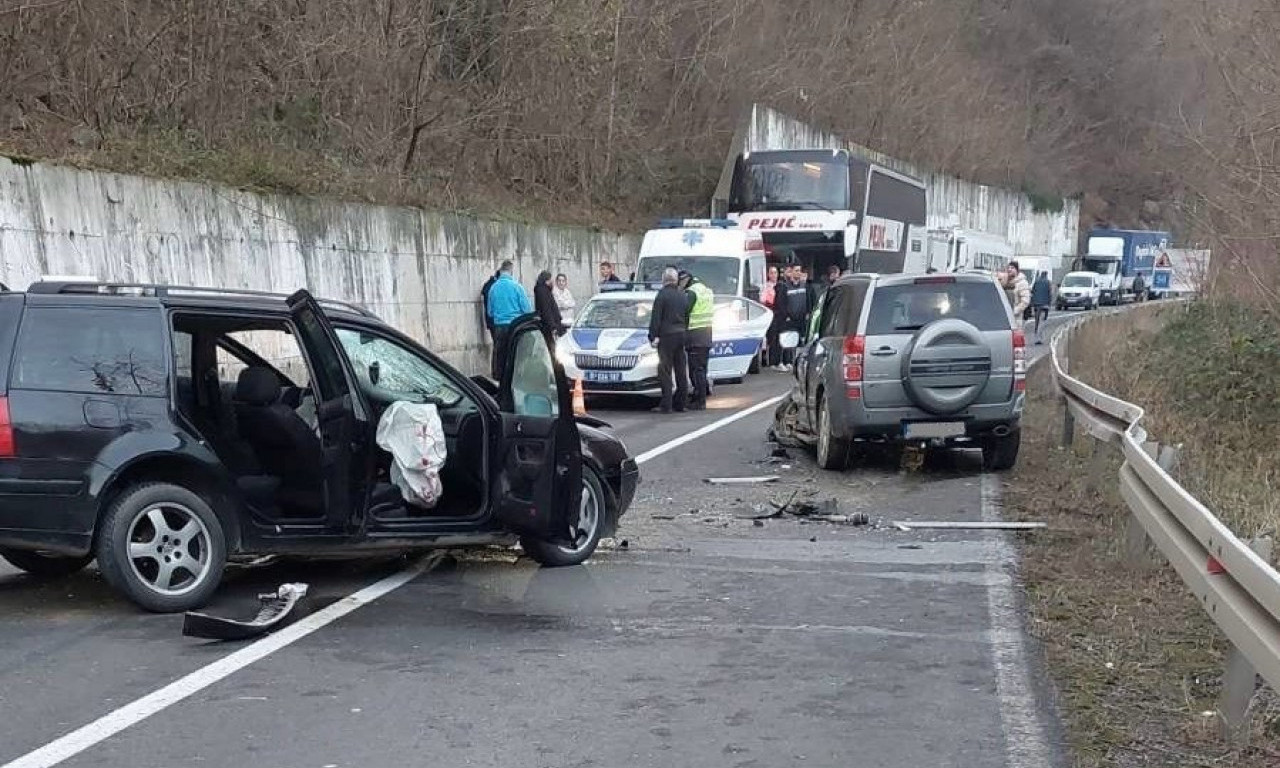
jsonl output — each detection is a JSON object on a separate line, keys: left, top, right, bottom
{"left": 1083, "top": 259, "right": 1118, "bottom": 276}
{"left": 335, "top": 328, "right": 463, "bottom": 406}
{"left": 866, "top": 281, "right": 1010, "bottom": 334}
{"left": 635, "top": 257, "right": 740, "bottom": 295}
{"left": 578, "top": 299, "right": 651, "bottom": 329}
{"left": 1062, "top": 275, "right": 1094, "bottom": 287}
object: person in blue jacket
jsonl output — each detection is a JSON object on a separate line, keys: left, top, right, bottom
{"left": 485, "top": 260, "right": 533, "bottom": 378}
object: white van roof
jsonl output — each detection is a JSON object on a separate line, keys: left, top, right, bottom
{"left": 639, "top": 226, "right": 764, "bottom": 259}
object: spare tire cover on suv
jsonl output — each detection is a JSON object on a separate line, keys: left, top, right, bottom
{"left": 900, "top": 318, "right": 993, "bottom": 415}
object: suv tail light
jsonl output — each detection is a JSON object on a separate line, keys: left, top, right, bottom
{"left": 0, "top": 397, "right": 13, "bottom": 457}
{"left": 843, "top": 335, "right": 865, "bottom": 399}
{"left": 1012, "top": 330, "right": 1027, "bottom": 393}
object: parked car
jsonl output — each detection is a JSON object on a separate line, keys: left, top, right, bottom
{"left": 774, "top": 272, "right": 1025, "bottom": 471}
{"left": 1055, "top": 271, "right": 1102, "bottom": 311}
{"left": 0, "top": 282, "right": 637, "bottom": 611}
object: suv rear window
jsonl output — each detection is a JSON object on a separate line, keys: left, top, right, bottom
{"left": 866, "top": 281, "right": 1009, "bottom": 335}
{"left": 11, "top": 306, "right": 167, "bottom": 396}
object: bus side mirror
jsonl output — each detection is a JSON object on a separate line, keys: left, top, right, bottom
{"left": 843, "top": 225, "right": 858, "bottom": 258}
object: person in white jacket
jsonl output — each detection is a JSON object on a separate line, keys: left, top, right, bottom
{"left": 552, "top": 273, "right": 576, "bottom": 330}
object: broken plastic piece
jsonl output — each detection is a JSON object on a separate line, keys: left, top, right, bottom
{"left": 705, "top": 476, "right": 779, "bottom": 485}
{"left": 892, "top": 521, "right": 1047, "bottom": 531}
{"left": 183, "top": 583, "right": 310, "bottom": 641}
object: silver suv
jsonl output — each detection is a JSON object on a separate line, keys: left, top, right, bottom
{"left": 779, "top": 272, "right": 1025, "bottom": 471}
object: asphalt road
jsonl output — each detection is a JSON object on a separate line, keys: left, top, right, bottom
{"left": 0, "top": 310, "right": 1080, "bottom": 768}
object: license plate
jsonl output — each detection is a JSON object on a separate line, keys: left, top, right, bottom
{"left": 903, "top": 421, "right": 965, "bottom": 439}
{"left": 584, "top": 371, "right": 623, "bottom": 383}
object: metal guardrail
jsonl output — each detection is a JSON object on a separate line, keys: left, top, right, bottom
{"left": 1050, "top": 312, "right": 1280, "bottom": 743}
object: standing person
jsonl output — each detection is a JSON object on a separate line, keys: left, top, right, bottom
{"left": 679, "top": 269, "right": 715, "bottom": 411}
{"left": 599, "top": 262, "right": 623, "bottom": 285}
{"left": 647, "top": 268, "right": 690, "bottom": 414}
{"left": 1005, "top": 261, "right": 1031, "bottom": 323}
{"left": 762, "top": 265, "right": 782, "bottom": 368}
{"left": 777, "top": 264, "right": 812, "bottom": 371}
{"left": 827, "top": 263, "right": 842, "bottom": 286}
{"left": 552, "top": 273, "right": 576, "bottom": 330}
{"left": 485, "top": 260, "right": 532, "bottom": 379}
{"left": 1132, "top": 272, "right": 1146, "bottom": 303}
{"left": 532, "top": 270, "right": 563, "bottom": 342}
{"left": 479, "top": 268, "right": 501, "bottom": 343}
{"left": 1030, "top": 272, "right": 1052, "bottom": 345}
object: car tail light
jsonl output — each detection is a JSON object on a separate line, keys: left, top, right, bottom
{"left": 0, "top": 397, "right": 13, "bottom": 457}
{"left": 843, "top": 335, "right": 865, "bottom": 399}
{"left": 1012, "top": 330, "right": 1027, "bottom": 392}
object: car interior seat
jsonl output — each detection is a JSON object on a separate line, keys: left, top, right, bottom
{"left": 233, "top": 366, "right": 325, "bottom": 515}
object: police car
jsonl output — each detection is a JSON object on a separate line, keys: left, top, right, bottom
{"left": 556, "top": 289, "right": 773, "bottom": 396}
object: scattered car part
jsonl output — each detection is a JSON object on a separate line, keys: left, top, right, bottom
{"left": 892, "top": 521, "right": 1046, "bottom": 531}
{"left": 183, "top": 583, "right": 310, "bottom": 641}
{"left": 705, "top": 476, "right": 779, "bottom": 485}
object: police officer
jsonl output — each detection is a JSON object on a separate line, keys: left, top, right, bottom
{"left": 679, "top": 269, "right": 715, "bottom": 411}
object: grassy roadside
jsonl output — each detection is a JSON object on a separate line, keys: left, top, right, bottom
{"left": 1003, "top": 316, "right": 1280, "bottom": 767}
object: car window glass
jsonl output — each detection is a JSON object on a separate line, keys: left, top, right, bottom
{"left": 510, "top": 330, "right": 559, "bottom": 417}
{"left": 866, "top": 282, "right": 1009, "bottom": 334}
{"left": 335, "top": 329, "right": 463, "bottom": 406}
{"left": 819, "top": 288, "right": 846, "bottom": 338}
{"left": 292, "top": 305, "right": 350, "bottom": 400}
{"left": 12, "top": 307, "right": 167, "bottom": 396}
{"left": 219, "top": 330, "right": 310, "bottom": 388}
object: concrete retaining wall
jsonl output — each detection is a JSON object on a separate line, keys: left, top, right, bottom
{"left": 713, "top": 105, "right": 1080, "bottom": 266}
{"left": 0, "top": 157, "right": 638, "bottom": 373}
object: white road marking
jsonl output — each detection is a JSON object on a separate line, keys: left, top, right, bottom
{"left": 981, "top": 473, "right": 1057, "bottom": 767}
{"left": 2, "top": 555, "right": 440, "bottom": 768}
{"left": 634, "top": 393, "right": 787, "bottom": 465}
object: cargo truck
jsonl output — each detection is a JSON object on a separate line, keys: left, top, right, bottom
{"left": 1080, "top": 228, "right": 1170, "bottom": 305}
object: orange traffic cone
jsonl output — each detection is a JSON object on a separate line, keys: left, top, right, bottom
{"left": 572, "top": 378, "right": 587, "bottom": 416}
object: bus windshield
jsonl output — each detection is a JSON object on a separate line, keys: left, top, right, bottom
{"left": 635, "top": 256, "right": 741, "bottom": 295}
{"left": 731, "top": 157, "right": 849, "bottom": 211}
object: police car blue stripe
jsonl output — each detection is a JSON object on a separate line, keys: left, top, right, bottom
{"left": 709, "top": 338, "right": 762, "bottom": 358}
{"left": 571, "top": 328, "right": 602, "bottom": 350}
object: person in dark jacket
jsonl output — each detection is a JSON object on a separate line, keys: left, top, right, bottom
{"left": 532, "top": 270, "right": 563, "bottom": 342}
{"left": 479, "top": 268, "right": 501, "bottom": 341}
{"left": 775, "top": 264, "right": 812, "bottom": 370}
{"left": 648, "top": 267, "right": 690, "bottom": 413}
{"left": 1030, "top": 272, "right": 1052, "bottom": 345}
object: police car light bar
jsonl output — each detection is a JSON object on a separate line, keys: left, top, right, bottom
{"left": 656, "top": 218, "right": 738, "bottom": 230}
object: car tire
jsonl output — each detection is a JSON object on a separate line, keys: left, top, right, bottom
{"left": 95, "top": 482, "right": 227, "bottom": 613}
{"left": 521, "top": 466, "right": 610, "bottom": 567}
{"left": 815, "top": 393, "right": 851, "bottom": 471}
{"left": 0, "top": 548, "right": 93, "bottom": 578}
{"left": 982, "top": 431, "right": 1021, "bottom": 472}
{"left": 748, "top": 353, "right": 761, "bottom": 374}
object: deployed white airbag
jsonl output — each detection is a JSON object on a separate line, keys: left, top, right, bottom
{"left": 375, "top": 401, "right": 447, "bottom": 509}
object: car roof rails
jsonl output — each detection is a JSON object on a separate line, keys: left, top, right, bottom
{"left": 25, "top": 281, "right": 376, "bottom": 317}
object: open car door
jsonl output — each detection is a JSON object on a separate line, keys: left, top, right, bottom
{"left": 286, "top": 290, "right": 370, "bottom": 531}
{"left": 494, "top": 315, "right": 582, "bottom": 544}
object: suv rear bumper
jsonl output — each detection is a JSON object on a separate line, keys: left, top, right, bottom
{"left": 834, "top": 396, "right": 1024, "bottom": 443}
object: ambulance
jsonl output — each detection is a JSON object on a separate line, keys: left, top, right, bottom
{"left": 630, "top": 219, "right": 769, "bottom": 302}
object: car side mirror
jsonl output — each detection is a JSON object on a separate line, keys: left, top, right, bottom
{"left": 369, "top": 361, "right": 380, "bottom": 386}
{"left": 843, "top": 224, "right": 859, "bottom": 258}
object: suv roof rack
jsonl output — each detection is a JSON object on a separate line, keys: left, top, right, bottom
{"left": 25, "top": 281, "right": 376, "bottom": 318}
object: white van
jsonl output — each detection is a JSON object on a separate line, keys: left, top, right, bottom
{"left": 1056, "top": 271, "right": 1102, "bottom": 311}
{"left": 630, "top": 219, "right": 769, "bottom": 302}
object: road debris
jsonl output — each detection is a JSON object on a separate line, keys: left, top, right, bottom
{"left": 183, "top": 583, "right": 309, "bottom": 641}
{"left": 892, "top": 521, "right": 1047, "bottom": 531}
{"left": 705, "top": 476, "right": 780, "bottom": 485}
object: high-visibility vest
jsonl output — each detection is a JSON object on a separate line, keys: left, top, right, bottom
{"left": 687, "top": 281, "right": 715, "bottom": 330}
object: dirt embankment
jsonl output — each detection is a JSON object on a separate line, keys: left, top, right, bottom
{"left": 1003, "top": 303, "right": 1280, "bottom": 767}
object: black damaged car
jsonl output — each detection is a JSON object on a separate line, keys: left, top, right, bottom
{"left": 0, "top": 282, "right": 637, "bottom": 611}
